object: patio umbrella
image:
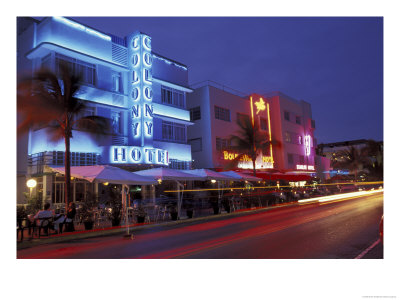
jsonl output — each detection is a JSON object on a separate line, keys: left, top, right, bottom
{"left": 181, "top": 169, "right": 239, "bottom": 206}
{"left": 133, "top": 167, "right": 202, "bottom": 181}
{"left": 219, "top": 170, "right": 263, "bottom": 182}
{"left": 49, "top": 165, "right": 157, "bottom": 185}
{"left": 133, "top": 167, "right": 203, "bottom": 219}
{"left": 50, "top": 165, "right": 157, "bottom": 236}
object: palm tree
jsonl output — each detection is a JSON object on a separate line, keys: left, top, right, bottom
{"left": 226, "top": 117, "right": 279, "bottom": 176}
{"left": 17, "top": 63, "right": 110, "bottom": 208}
{"left": 331, "top": 146, "right": 369, "bottom": 181}
{"left": 364, "top": 140, "right": 383, "bottom": 180}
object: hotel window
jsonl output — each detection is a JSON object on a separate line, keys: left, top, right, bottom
{"left": 51, "top": 151, "right": 99, "bottom": 167}
{"left": 299, "top": 155, "right": 305, "bottom": 164}
{"left": 285, "top": 132, "right": 292, "bottom": 143}
{"left": 260, "top": 117, "right": 267, "bottom": 131}
{"left": 162, "top": 121, "right": 186, "bottom": 143}
{"left": 298, "top": 135, "right": 303, "bottom": 145}
{"left": 190, "top": 106, "right": 201, "bottom": 121}
{"left": 216, "top": 137, "right": 230, "bottom": 151}
{"left": 189, "top": 138, "right": 202, "bottom": 152}
{"left": 284, "top": 111, "right": 290, "bottom": 121}
{"left": 288, "top": 153, "right": 294, "bottom": 165}
{"left": 237, "top": 113, "right": 250, "bottom": 125}
{"left": 296, "top": 116, "right": 302, "bottom": 125}
{"left": 111, "top": 111, "right": 121, "bottom": 135}
{"left": 55, "top": 53, "right": 96, "bottom": 86}
{"left": 311, "top": 119, "right": 316, "bottom": 129}
{"left": 215, "top": 106, "right": 231, "bottom": 122}
{"left": 161, "top": 86, "right": 185, "bottom": 108}
{"left": 112, "top": 73, "right": 122, "bottom": 93}
{"left": 169, "top": 159, "right": 190, "bottom": 170}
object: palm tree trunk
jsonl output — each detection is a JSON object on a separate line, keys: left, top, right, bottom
{"left": 64, "top": 133, "right": 71, "bottom": 210}
{"left": 252, "top": 159, "right": 256, "bottom": 177}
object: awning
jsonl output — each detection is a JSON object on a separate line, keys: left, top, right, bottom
{"left": 49, "top": 165, "right": 157, "bottom": 185}
{"left": 244, "top": 172, "right": 312, "bottom": 182}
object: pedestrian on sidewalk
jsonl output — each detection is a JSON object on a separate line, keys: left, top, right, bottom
{"left": 65, "top": 202, "right": 76, "bottom": 232}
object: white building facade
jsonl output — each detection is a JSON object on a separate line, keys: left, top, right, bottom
{"left": 17, "top": 17, "right": 193, "bottom": 204}
{"left": 186, "top": 82, "right": 317, "bottom": 179}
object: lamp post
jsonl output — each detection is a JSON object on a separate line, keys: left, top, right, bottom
{"left": 26, "top": 178, "right": 37, "bottom": 198}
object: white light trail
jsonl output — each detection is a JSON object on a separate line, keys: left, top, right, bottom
{"left": 298, "top": 189, "right": 384, "bottom": 203}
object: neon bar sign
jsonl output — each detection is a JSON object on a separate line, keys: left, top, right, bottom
{"left": 222, "top": 151, "right": 273, "bottom": 169}
{"left": 129, "top": 32, "right": 153, "bottom": 147}
{"left": 296, "top": 164, "right": 315, "bottom": 170}
{"left": 111, "top": 146, "right": 168, "bottom": 165}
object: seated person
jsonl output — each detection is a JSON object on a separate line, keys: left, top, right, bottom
{"left": 33, "top": 202, "right": 54, "bottom": 231}
{"left": 53, "top": 209, "right": 66, "bottom": 233}
{"left": 34, "top": 202, "right": 54, "bottom": 220}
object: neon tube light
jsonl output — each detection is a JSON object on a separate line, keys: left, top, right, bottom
{"left": 250, "top": 96, "right": 255, "bottom": 127}
{"left": 267, "top": 102, "right": 273, "bottom": 163}
{"left": 53, "top": 17, "right": 111, "bottom": 41}
{"left": 152, "top": 54, "right": 188, "bottom": 70}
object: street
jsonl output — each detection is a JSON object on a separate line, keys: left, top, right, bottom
{"left": 17, "top": 192, "right": 383, "bottom": 259}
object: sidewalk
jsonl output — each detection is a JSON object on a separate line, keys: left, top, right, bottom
{"left": 17, "top": 201, "right": 299, "bottom": 250}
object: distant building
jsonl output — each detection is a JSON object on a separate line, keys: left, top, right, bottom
{"left": 186, "top": 81, "right": 317, "bottom": 181}
{"left": 317, "top": 139, "right": 383, "bottom": 178}
{"left": 17, "top": 17, "right": 193, "bottom": 204}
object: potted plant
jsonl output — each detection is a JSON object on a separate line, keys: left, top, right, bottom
{"left": 169, "top": 205, "right": 178, "bottom": 221}
{"left": 134, "top": 206, "right": 146, "bottom": 224}
{"left": 222, "top": 198, "right": 231, "bottom": 213}
{"left": 210, "top": 197, "right": 220, "bottom": 215}
{"left": 184, "top": 200, "right": 194, "bottom": 219}
{"left": 80, "top": 191, "right": 97, "bottom": 230}
{"left": 107, "top": 186, "right": 122, "bottom": 226}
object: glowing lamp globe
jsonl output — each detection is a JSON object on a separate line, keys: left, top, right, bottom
{"left": 27, "top": 179, "right": 37, "bottom": 188}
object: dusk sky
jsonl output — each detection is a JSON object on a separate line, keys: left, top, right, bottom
{"left": 72, "top": 17, "right": 383, "bottom": 144}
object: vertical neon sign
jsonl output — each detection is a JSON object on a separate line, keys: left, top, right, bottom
{"left": 128, "top": 32, "right": 153, "bottom": 147}
{"left": 249, "top": 96, "right": 274, "bottom": 169}
{"left": 304, "top": 135, "right": 311, "bottom": 156}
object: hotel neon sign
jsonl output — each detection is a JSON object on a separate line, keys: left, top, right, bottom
{"left": 129, "top": 32, "right": 154, "bottom": 146}
{"left": 111, "top": 146, "right": 168, "bottom": 165}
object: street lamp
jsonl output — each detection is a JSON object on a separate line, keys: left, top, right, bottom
{"left": 26, "top": 178, "right": 37, "bottom": 197}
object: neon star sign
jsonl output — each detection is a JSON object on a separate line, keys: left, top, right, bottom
{"left": 254, "top": 98, "right": 266, "bottom": 114}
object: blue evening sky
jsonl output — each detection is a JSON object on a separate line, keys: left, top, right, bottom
{"left": 72, "top": 17, "right": 383, "bottom": 144}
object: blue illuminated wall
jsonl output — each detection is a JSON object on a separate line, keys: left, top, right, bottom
{"left": 18, "top": 17, "right": 193, "bottom": 169}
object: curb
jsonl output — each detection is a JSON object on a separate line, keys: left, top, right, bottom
{"left": 17, "top": 201, "right": 299, "bottom": 250}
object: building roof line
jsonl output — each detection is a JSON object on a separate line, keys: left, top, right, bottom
{"left": 190, "top": 80, "right": 248, "bottom": 98}
{"left": 25, "top": 42, "right": 129, "bottom": 70}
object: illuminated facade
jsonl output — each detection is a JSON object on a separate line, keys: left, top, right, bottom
{"left": 17, "top": 17, "right": 193, "bottom": 203}
{"left": 186, "top": 83, "right": 316, "bottom": 177}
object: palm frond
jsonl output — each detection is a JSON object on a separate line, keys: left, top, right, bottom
{"left": 74, "top": 116, "right": 111, "bottom": 138}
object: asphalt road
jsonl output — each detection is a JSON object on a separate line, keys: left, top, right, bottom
{"left": 17, "top": 192, "right": 383, "bottom": 259}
